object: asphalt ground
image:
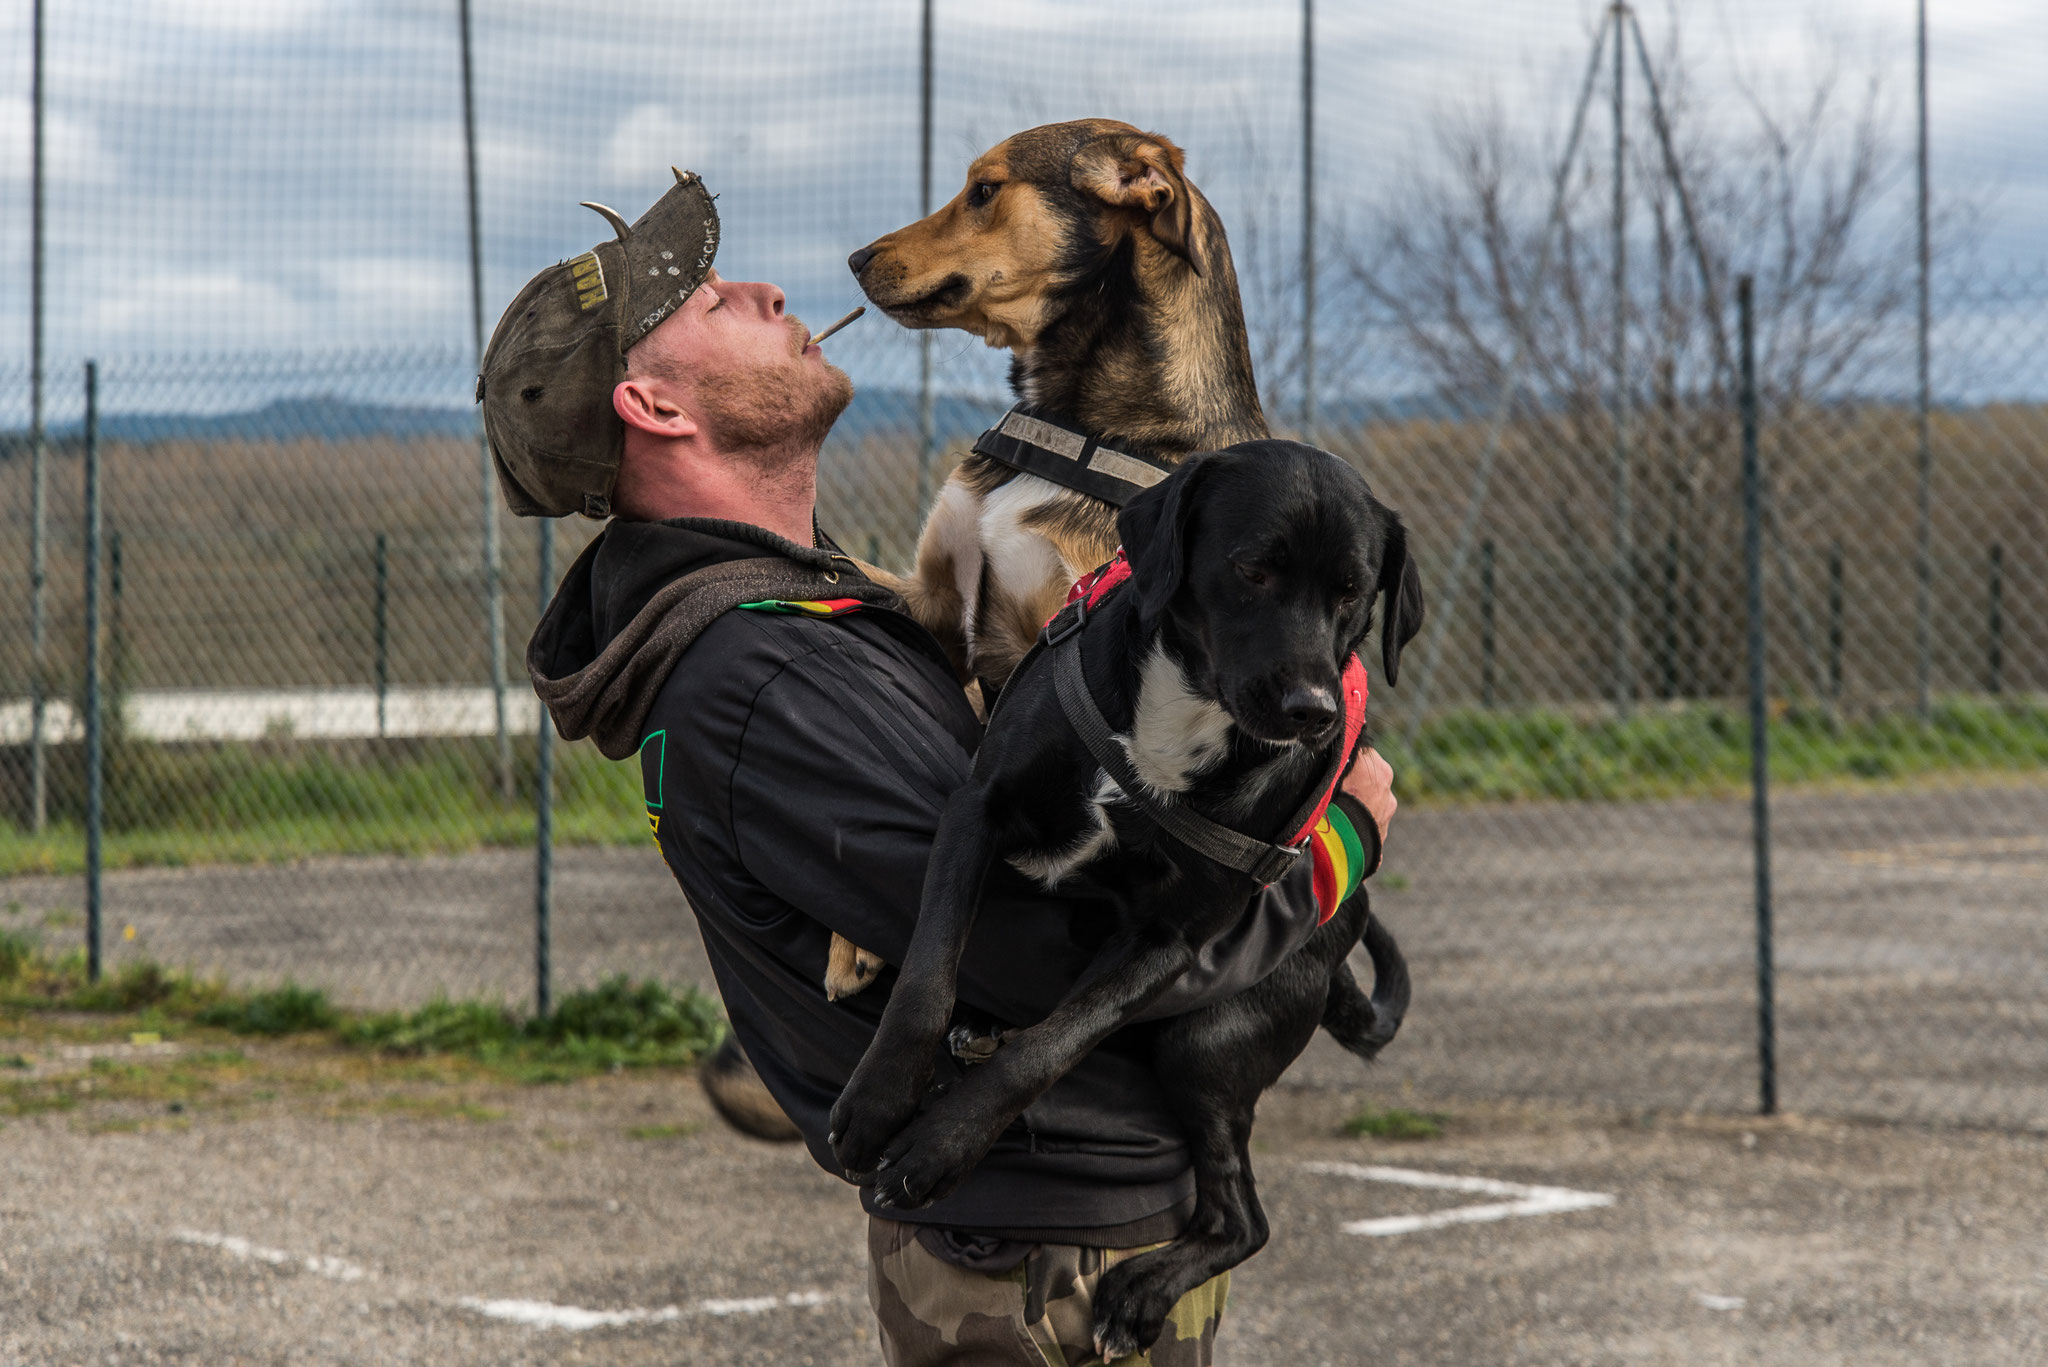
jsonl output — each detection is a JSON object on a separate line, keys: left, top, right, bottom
{"left": 1, "top": 1039, "right": 2043, "bottom": 1367}
{"left": 5, "top": 781, "right": 2043, "bottom": 1130}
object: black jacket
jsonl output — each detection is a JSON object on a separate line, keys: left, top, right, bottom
{"left": 530, "top": 516, "right": 1357, "bottom": 1236}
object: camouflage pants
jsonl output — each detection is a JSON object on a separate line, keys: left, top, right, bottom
{"left": 866, "top": 1217, "right": 1228, "bottom": 1367}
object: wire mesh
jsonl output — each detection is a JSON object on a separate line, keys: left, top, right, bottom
{"left": 1, "top": 0, "right": 2042, "bottom": 1129}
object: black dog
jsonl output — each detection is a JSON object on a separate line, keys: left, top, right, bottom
{"left": 830, "top": 440, "right": 1423, "bottom": 1358}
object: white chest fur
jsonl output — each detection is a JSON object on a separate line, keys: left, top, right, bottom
{"left": 1006, "top": 642, "right": 1234, "bottom": 890}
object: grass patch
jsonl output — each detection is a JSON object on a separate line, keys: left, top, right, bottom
{"left": 195, "top": 983, "right": 339, "bottom": 1036}
{"left": 0, "top": 737, "right": 643, "bottom": 878}
{"left": 1386, "top": 696, "right": 2048, "bottom": 805}
{"left": 3, "top": 699, "right": 2043, "bottom": 877}
{"left": 624, "top": 1122, "right": 698, "bottom": 1142}
{"left": 1342, "top": 1106, "right": 1450, "bottom": 1141}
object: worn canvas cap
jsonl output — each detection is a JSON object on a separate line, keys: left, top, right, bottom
{"left": 477, "top": 170, "right": 720, "bottom": 518}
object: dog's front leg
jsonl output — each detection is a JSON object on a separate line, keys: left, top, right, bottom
{"left": 828, "top": 779, "right": 998, "bottom": 1181}
{"left": 870, "top": 923, "right": 1200, "bottom": 1209}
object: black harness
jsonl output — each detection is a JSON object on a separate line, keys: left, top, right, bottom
{"left": 970, "top": 404, "right": 1179, "bottom": 508}
{"left": 1024, "top": 581, "right": 1346, "bottom": 889}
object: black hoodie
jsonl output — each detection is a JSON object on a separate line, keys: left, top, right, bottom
{"left": 528, "top": 517, "right": 1339, "bottom": 1239}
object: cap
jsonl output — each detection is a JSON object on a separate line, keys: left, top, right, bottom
{"left": 477, "top": 169, "right": 720, "bottom": 518}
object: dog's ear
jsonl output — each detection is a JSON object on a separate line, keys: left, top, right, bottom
{"left": 1376, "top": 513, "right": 1426, "bottom": 686}
{"left": 1072, "top": 132, "right": 1205, "bottom": 277}
{"left": 1117, "top": 453, "right": 1214, "bottom": 625}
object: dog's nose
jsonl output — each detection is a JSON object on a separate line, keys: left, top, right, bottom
{"left": 1280, "top": 685, "right": 1338, "bottom": 732}
{"left": 847, "top": 245, "right": 879, "bottom": 278}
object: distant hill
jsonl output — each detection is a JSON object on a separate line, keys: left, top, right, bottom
{"left": 0, "top": 387, "right": 1473, "bottom": 451}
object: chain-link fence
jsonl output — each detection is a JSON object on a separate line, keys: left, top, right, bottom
{"left": 3, "top": 1, "right": 2043, "bottom": 1133}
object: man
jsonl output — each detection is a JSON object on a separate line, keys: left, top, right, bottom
{"left": 482, "top": 173, "right": 1400, "bottom": 1366}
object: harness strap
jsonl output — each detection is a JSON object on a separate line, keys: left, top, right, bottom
{"left": 971, "top": 405, "right": 1178, "bottom": 507}
{"left": 1050, "top": 626, "right": 1306, "bottom": 887}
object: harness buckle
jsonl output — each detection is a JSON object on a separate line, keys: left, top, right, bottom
{"left": 1250, "top": 842, "right": 1304, "bottom": 887}
{"left": 1040, "top": 594, "right": 1089, "bottom": 648}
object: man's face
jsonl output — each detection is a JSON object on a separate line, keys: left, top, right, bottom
{"left": 626, "top": 269, "right": 853, "bottom": 455}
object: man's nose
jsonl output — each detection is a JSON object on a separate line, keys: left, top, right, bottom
{"left": 848, "top": 245, "right": 879, "bottom": 277}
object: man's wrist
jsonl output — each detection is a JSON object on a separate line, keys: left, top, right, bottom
{"left": 1330, "top": 792, "right": 1386, "bottom": 879}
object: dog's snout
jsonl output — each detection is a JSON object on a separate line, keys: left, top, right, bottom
{"left": 1280, "top": 684, "right": 1338, "bottom": 732}
{"left": 847, "top": 245, "right": 879, "bottom": 278}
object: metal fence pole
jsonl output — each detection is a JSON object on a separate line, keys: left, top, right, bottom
{"left": 1738, "top": 278, "right": 1776, "bottom": 1118}
{"left": 915, "top": 0, "right": 937, "bottom": 512}
{"left": 374, "top": 532, "right": 390, "bottom": 739}
{"left": 1987, "top": 543, "right": 2004, "bottom": 696}
{"left": 1609, "top": 2, "right": 1633, "bottom": 717}
{"left": 28, "top": 0, "right": 48, "bottom": 834}
{"left": 1914, "top": 0, "right": 1934, "bottom": 722}
{"left": 1300, "top": 0, "right": 1316, "bottom": 438}
{"left": 535, "top": 520, "right": 554, "bottom": 1018}
{"left": 457, "top": 0, "right": 512, "bottom": 798}
{"left": 1479, "top": 539, "right": 1497, "bottom": 710}
{"left": 1827, "top": 542, "right": 1844, "bottom": 705}
{"left": 83, "top": 361, "right": 103, "bottom": 984}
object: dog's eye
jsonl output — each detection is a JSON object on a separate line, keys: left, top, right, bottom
{"left": 1234, "top": 562, "right": 1268, "bottom": 588}
{"left": 1339, "top": 584, "right": 1360, "bottom": 609}
{"left": 966, "top": 181, "right": 998, "bottom": 209}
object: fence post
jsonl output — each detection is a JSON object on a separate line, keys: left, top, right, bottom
{"left": 1987, "top": 543, "right": 2004, "bottom": 696}
{"left": 374, "top": 533, "right": 390, "bottom": 738}
{"left": 1300, "top": 0, "right": 1316, "bottom": 437}
{"left": 535, "top": 521, "right": 554, "bottom": 1019}
{"left": 457, "top": 0, "right": 512, "bottom": 799}
{"left": 915, "top": 0, "right": 937, "bottom": 510}
{"left": 1609, "top": 0, "right": 1632, "bottom": 717}
{"left": 83, "top": 361, "right": 104, "bottom": 983}
{"left": 1827, "top": 542, "right": 1844, "bottom": 705}
{"left": 1913, "top": 0, "right": 1934, "bottom": 721}
{"left": 1479, "top": 539, "right": 1497, "bottom": 710}
{"left": 28, "top": 0, "right": 48, "bottom": 834}
{"left": 1738, "top": 278, "right": 1775, "bottom": 1117}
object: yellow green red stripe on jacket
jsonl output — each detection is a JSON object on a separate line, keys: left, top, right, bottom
{"left": 1305, "top": 805, "right": 1368, "bottom": 924}
{"left": 736, "top": 598, "right": 866, "bottom": 617}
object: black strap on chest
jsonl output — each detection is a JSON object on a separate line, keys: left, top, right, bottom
{"left": 1037, "top": 592, "right": 1341, "bottom": 888}
{"left": 971, "top": 404, "right": 1178, "bottom": 507}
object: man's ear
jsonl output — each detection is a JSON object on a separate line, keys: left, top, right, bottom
{"left": 613, "top": 377, "right": 699, "bottom": 439}
{"left": 1117, "top": 453, "right": 1214, "bottom": 625}
{"left": 1376, "top": 513, "right": 1426, "bottom": 686}
{"left": 1071, "top": 131, "right": 1205, "bottom": 276}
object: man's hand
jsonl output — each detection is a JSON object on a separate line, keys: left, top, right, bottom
{"left": 1341, "top": 746, "right": 1397, "bottom": 849}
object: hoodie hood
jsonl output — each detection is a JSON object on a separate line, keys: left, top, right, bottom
{"left": 527, "top": 517, "right": 903, "bottom": 759}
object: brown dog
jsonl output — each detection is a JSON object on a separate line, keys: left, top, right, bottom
{"left": 850, "top": 118, "right": 1268, "bottom": 689}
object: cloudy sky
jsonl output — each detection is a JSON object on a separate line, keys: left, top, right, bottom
{"left": 1, "top": 0, "right": 2042, "bottom": 419}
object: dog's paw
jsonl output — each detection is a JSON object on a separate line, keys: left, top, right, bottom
{"left": 867, "top": 1112, "right": 992, "bottom": 1211}
{"left": 1091, "top": 1262, "right": 1179, "bottom": 1364}
{"left": 947, "top": 1023, "right": 1003, "bottom": 1064}
{"left": 828, "top": 1066, "right": 927, "bottom": 1181}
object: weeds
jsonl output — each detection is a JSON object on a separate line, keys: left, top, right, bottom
{"left": 1342, "top": 1106, "right": 1450, "bottom": 1140}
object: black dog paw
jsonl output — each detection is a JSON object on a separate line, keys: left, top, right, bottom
{"left": 1091, "top": 1261, "right": 1178, "bottom": 1363}
{"left": 867, "top": 1114, "right": 990, "bottom": 1210}
{"left": 828, "top": 1066, "right": 928, "bottom": 1181}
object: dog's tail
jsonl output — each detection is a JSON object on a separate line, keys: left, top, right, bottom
{"left": 699, "top": 1034, "right": 804, "bottom": 1143}
{"left": 1320, "top": 911, "right": 1411, "bottom": 1064}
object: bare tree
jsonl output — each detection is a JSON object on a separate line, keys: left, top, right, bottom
{"left": 1335, "top": 18, "right": 1973, "bottom": 700}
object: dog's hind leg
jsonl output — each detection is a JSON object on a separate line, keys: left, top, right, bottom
{"left": 1089, "top": 1082, "right": 1267, "bottom": 1361}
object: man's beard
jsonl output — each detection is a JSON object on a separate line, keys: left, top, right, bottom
{"left": 695, "top": 349, "right": 854, "bottom": 472}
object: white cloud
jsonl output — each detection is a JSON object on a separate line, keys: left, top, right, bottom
{"left": 602, "top": 103, "right": 712, "bottom": 183}
{"left": 88, "top": 271, "right": 309, "bottom": 345}
{"left": 0, "top": 100, "right": 121, "bottom": 185}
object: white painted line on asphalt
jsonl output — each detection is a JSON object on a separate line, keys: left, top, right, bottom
{"left": 457, "top": 1289, "right": 842, "bottom": 1331}
{"left": 173, "top": 1227, "right": 845, "bottom": 1332}
{"left": 1696, "top": 1292, "right": 1746, "bottom": 1311}
{"left": 1300, "top": 1161, "right": 1615, "bottom": 1237}
{"left": 174, "top": 1229, "right": 369, "bottom": 1282}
